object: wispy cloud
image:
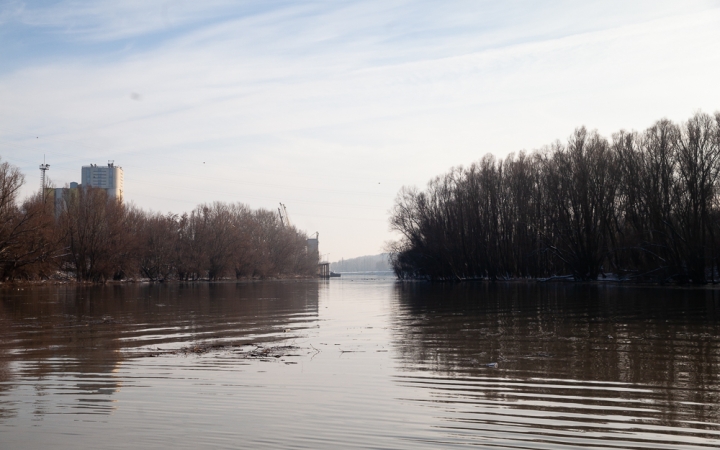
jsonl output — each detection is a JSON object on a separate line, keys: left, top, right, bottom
{"left": 1, "top": 0, "right": 720, "bottom": 258}
{"left": 1, "top": 0, "right": 257, "bottom": 40}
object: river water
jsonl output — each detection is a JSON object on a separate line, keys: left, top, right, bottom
{"left": 1, "top": 276, "right": 719, "bottom": 449}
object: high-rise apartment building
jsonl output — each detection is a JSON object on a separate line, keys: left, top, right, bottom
{"left": 81, "top": 161, "right": 124, "bottom": 200}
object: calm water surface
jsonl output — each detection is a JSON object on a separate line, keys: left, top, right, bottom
{"left": 1, "top": 277, "right": 720, "bottom": 449}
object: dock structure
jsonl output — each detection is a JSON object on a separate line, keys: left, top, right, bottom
{"left": 318, "top": 262, "right": 330, "bottom": 279}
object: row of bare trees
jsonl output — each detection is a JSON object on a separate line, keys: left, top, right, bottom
{"left": 0, "top": 160, "right": 317, "bottom": 282}
{"left": 389, "top": 112, "right": 720, "bottom": 283}
{"left": 0, "top": 162, "right": 57, "bottom": 279}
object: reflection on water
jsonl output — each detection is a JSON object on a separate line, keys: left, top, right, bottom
{"left": 0, "top": 282, "right": 319, "bottom": 423}
{"left": 1, "top": 279, "right": 719, "bottom": 449}
{"left": 391, "top": 283, "right": 720, "bottom": 448}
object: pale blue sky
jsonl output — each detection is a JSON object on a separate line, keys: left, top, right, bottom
{"left": 2, "top": 1, "right": 720, "bottom": 260}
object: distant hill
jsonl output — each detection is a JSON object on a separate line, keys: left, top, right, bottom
{"left": 330, "top": 253, "right": 391, "bottom": 272}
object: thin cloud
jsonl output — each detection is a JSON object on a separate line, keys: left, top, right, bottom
{"left": 1, "top": 0, "right": 255, "bottom": 41}
{"left": 1, "top": 0, "right": 719, "bottom": 258}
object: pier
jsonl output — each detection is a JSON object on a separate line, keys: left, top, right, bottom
{"left": 318, "top": 262, "right": 330, "bottom": 278}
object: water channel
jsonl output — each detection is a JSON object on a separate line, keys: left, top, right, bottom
{"left": 1, "top": 275, "right": 720, "bottom": 449}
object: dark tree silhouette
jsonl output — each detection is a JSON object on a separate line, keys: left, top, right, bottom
{"left": 389, "top": 112, "right": 720, "bottom": 284}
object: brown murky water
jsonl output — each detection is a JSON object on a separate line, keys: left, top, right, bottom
{"left": 1, "top": 277, "right": 719, "bottom": 449}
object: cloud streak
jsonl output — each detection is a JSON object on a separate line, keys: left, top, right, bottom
{"left": 1, "top": 0, "right": 720, "bottom": 258}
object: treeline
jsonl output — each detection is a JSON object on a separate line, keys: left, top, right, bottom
{"left": 389, "top": 111, "right": 720, "bottom": 284}
{"left": 0, "top": 160, "right": 317, "bottom": 282}
{"left": 330, "top": 253, "right": 391, "bottom": 272}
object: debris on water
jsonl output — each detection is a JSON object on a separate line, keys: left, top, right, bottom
{"left": 86, "top": 317, "right": 117, "bottom": 326}
{"left": 234, "top": 344, "right": 301, "bottom": 359}
{"left": 176, "top": 342, "right": 225, "bottom": 355}
{"left": 131, "top": 341, "right": 304, "bottom": 360}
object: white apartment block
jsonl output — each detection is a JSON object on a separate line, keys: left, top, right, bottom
{"left": 81, "top": 161, "right": 124, "bottom": 200}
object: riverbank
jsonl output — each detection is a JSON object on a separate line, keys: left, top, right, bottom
{"left": 0, "top": 273, "right": 321, "bottom": 286}
{"left": 394, "top": 274, "right": 720, "bottom": 289}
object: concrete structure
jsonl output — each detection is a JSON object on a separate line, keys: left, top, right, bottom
{"left": 81, "top": 161, "right": 124, "bottom": 200}
{"left": 306, "top": 234, "right": 337, "bottom": 278}
{"left": 45, "top": 183, "right": 79, "bottom": 217}
{"left": 41, "top": 161, "right": 124, "bottom": 217}
{"left": 307, "top": 233, "right": 332, "bottom": 278}
{"left": 307, "top": 235, "right": 319, "bottom": 259}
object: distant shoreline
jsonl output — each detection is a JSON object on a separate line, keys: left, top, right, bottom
{"left": 5, "top": 275, "right": 720, "bottom": 290}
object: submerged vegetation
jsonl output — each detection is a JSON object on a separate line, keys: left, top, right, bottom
{"left": 0, "top": 159, "right": 317, "bottom": 282}
{"left": 389, "top": 111, "right": 720, "bottom": 284}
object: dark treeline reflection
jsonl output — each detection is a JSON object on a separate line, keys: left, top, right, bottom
{"left": 0, "top": 282, "right": 318, "bottom": 419}
{"left": 0, "top": 158, "right": 317, "bottom": 281}
{"left": 391, "top": 282, "right": 720, "bottom": 430}
{"left": 0, "top": 282, "right": 319, "bottom": 417}
{"left": 0, "top": 282, "right": 320, "bottom": 357}
{"left": 390, "top": 112, "right": 720, "bottom": 283}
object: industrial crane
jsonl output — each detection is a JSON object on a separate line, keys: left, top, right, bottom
{"left": 278, "top": 202, "right": 291, "bottom": 227}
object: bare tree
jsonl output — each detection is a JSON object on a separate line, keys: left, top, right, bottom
{"left": 389, "top": 112, "right": 720, "bottom": 284}
{"left": 58, "top": 187, "right": 130, "bottom": 281}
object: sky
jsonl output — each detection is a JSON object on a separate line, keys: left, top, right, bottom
{"left": 1, "top": 0, "right": 720, "bottom": 261}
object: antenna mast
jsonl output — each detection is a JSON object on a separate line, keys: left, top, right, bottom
{"left": 39, "top": 155, "right": 50, "bottom": 199}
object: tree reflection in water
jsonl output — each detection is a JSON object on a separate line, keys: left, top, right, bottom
{"left": 0, "top": 282, "right": 320, "bottom": 419}
{"left": 391, "top": 282, "right": 720, "bottom": 442}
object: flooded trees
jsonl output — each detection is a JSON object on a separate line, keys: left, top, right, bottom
{"left": 0, "top": 157, "right": 317, "bottom": 281}
{"left": 137, "top": 212, "right": 178, "bottom": 281}
{"left": 673, "top": 113, "right": 720, "bottom": 282}
{"left": 169, "top": 203, "right": 316, "bottom": 281}
{"left": 2, "top": 193, "right": 59, "bottom": 279}
{"left": 542, "top": 129, "right": 619, "bottom": 280}
{"left": 389, "top": 111, "right": 720, "bottom": 283}
{"left": 196, "top": 202, "right": 241, "bottom": 280}
{"left": 613, "top": 114, "right": 720, "bottom": 283}
{"left": 0, "top": 159, "right": 27, "bottom": 278}
{"left": 131, "top": 201, "right": 318, "bottom": 281}
{"left": 58, "top": 187, "right": 131, "bottom": 281}
{"left": 0, "top": 160, "right": 58, "bottom": 280}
